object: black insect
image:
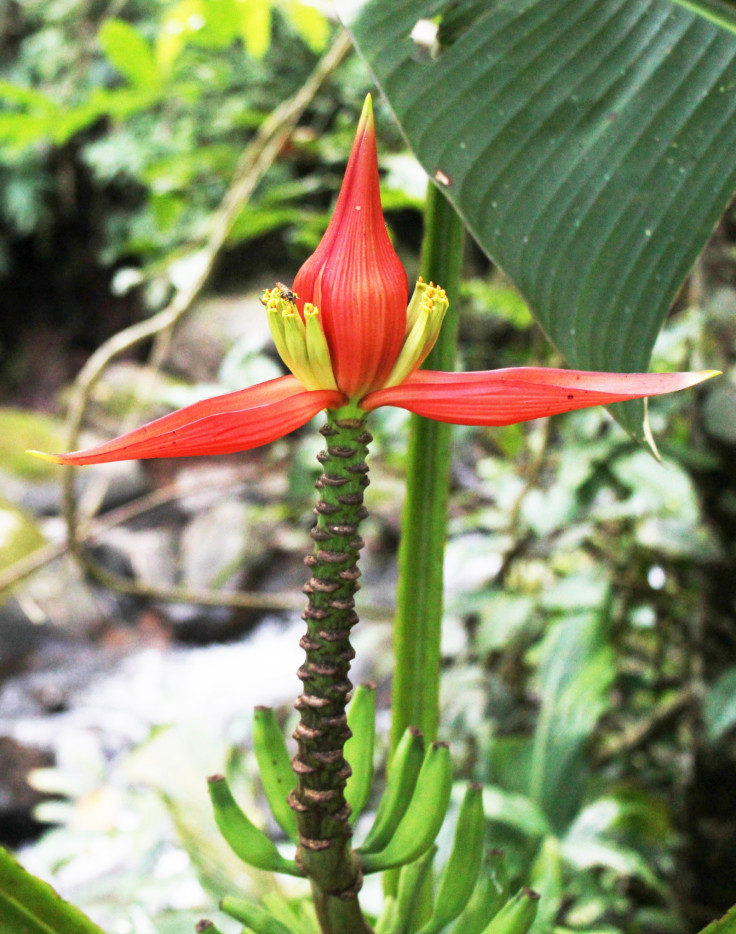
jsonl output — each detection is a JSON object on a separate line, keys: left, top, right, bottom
{"left": 276, "top": 282, "right": 297, "bottom": 303}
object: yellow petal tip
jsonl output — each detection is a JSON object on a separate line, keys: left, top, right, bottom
{"left": 359, "top": 93, "right": 374, "bottom": 131}
{"left": 26, "top": 449, "right": 64, "bottom": 465}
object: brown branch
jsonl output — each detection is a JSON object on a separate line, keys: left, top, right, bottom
{"left": 596, "top": 689, "right": 696, "bottom": 766}
{"left": 1, "top": 467, "right": 393, "bottom": 618}
{"left": 54, "top": 29, "right": 354, "bottom": 609}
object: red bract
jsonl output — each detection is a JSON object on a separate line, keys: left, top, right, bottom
{"left": 292, "top": 96, "right": 407, "bottom": 398}
{"left": 361, "top": 368, "right": 713, "bottom": 424}
{"left": 34, "top": 97, "right": 716, "bottom": 468}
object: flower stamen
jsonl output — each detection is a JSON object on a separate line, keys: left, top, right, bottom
{"left": 264, "top": 286, "right": 338, "bottom": 392}
{"left": 385, "top": 278, "right": 449, "bottom": 388}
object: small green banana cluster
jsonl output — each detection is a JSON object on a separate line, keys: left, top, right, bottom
{"left": 371, "top": 788, "right": 539, "bottom": 934}
{"left": 206, "top": 685, "right": 539, "bottom": 934}
{"left": 375, "top": 852, "right": 539, "bottom": 934}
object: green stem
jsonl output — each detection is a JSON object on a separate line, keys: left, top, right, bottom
{"left": 291, "top": 404, "right": 372, "bottom": 934}
{"left": 390, "top": 184, "right": 465, "bottom": 751}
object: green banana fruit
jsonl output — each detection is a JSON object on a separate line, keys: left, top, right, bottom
{"left": 479, "top": 887, "right": 540, "bottom": 934}
{"left": 360, "top": 726, "right": 425, "bottom": 855}
{"left": 394, "top": 845, "right": 437, "bottom": 934}
{"left": 417, "top": 784, "right": 485, "bottom": 933}
{"left": 252, "top": 706, "right": 299, "bottom": 843}
{"left": 359, "top": 741, "right": 452, "bottom": 873}
{"left": 220, "top": 896, "right": 294, "bottom": 934}
{"left": 344, "top": 682, "right": 376, "bottom": 824}
{"left": 449, "top": 849, "right": 508, "bottom": 934}
{"left": 375, "top": 895, "right": 399, "bottom": 934}
{"left": 207, "top": 774, "right": 303, "bottom": 877}
{"left": 194, "top": 921, "right": 227, "bottom": 934}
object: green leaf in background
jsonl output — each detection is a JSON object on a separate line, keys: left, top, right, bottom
{"left": 703, "top": 666, "right": 736, "bottom": 741}
{"left": 338, "top": 0, "right": 736, "bottom": 439}
{"left": 285, "top": 0, "right": 330, "bottom": 52}
{"left": 99, "top": 19, "right": 161, "bottom": 89}
{"left": 0, "top": 846, "right": 107, "bottom": 934}
{"left": 698, "top": 904, "right": 736, "bottom": 934}
{"left": 237, "top": 0, "right": 272, "bottom": 59}
{"left": 530, "top": 609, "right": 616, "bottom": 831}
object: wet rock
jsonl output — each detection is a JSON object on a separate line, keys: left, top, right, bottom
{"left": 96, "top": 526, "right": 178, "bottom": 591}
{"left": 16, "top": 553, "right": 123, "bottom": 636}
{"left": 0, "top": 600, "right": 49, "bottom": 677}
{"left": 163, "top": 291, "right": 275, "bottom": 383}
{"left": 0, "top": 736, "right": 51, "bottom": 846}
{"left": 180, "top": 499, "right": 271, "bottom": 592}
{"left": 87, "top": 361, "right": 188, "bottom": 427}
{"left": 4, "top": 456, "right": 149, "bottom": 520}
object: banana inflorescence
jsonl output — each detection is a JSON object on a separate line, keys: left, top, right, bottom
{"left": 208, "top": 690, "right": 540, "bottom": 934}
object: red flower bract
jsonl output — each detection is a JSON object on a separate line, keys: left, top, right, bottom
{"left": 292, "top": 96, "right": 408, "bottom": 398}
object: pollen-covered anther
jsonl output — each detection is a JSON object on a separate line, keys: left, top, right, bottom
{"left": 383, "top": 278, "right": 449, "bottom": 389}
{"left": 264, "top": 287, "right": 339, "bottom": 392}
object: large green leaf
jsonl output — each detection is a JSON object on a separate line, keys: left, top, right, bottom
{"left": 529, "top": 609, "right": 615, "bottom": 831}
{"left": 698, "top": 904, "right": 736, "bottom": 934}
{"left": 0, "top": 846, "right": 107, "bottom": 934}
{"left": 338, "top": 0, "right": 736, "bottom": 438}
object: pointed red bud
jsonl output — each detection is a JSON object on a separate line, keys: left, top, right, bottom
{"left": 292, "top": 95, "right": 408, "bottom": 398}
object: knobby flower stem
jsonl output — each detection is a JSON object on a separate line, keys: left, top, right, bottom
{"left": 290, "top": 404, "right": 372, "bottom": 934}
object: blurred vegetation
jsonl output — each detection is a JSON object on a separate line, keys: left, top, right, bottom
{"left": 0, "top": 0, "right": 415, "bottom": 400}
{"left": 2, "top": 3, "right": 736, "bottom": 934}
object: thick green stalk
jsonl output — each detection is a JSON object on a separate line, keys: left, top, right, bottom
{"left": 291, "top": 404, "right": 372, "bottom": 934}
{"left": 390, "top": 184, "right": 465, "bottom": 752}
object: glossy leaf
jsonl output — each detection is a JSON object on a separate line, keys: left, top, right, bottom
{"left": 0, "top": 846, "right": 107, "bottom": 934}
{"left": 339, "top": 0, "right": 736, "bottom": 438}
{"left": 698, "top": 904, "right": 736, "bottom": 934}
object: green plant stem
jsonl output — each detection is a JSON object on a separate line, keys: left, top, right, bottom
{"left": 291, "top": 404, "right": 372, "bottom": 934}
{"left": 390, "top": 183, "right": 465, "bottom": 753}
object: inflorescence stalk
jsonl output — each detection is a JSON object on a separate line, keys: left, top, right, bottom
{"left": 290, "top": 406, "right": 372, "bottom": 933}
